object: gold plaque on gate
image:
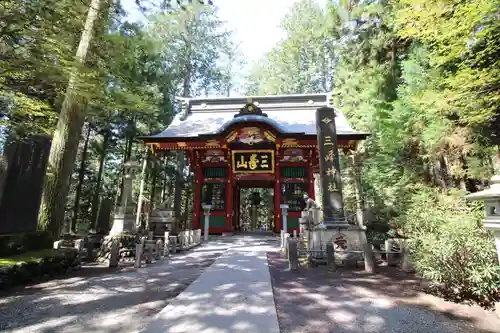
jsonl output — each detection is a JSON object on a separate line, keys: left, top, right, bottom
{"left": 232, "top": 150, "right": 275, "bottom": 174}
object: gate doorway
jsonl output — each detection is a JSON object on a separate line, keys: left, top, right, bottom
{"left": 233, "top": 180, "right": 274, "bottom": 232}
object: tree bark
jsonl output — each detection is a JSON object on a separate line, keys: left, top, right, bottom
{"left": 37, "top": 0, "right": 104, "bottom": 238}
{"left": 71, "top": 123, "right": 92, "bottom": 232}
{"left": 90, "top": 129, "right": 110, "bottom": 227}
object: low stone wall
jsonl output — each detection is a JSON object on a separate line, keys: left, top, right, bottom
{"left": 0, "top": 249, "right": 81, "bottom": 290}
{"left": 96, "top": 234, "right": 136, "bottom": 264}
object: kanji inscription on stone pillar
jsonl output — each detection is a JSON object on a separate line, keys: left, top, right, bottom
{"left": 316, "top": 106, "right": 344, "bottom": 225}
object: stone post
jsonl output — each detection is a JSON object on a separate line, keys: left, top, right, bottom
{"left": 283, "top": 233, "right": 290, "bottom": 259}
{"left": 164, "top": 231, "right": 170, "bottom": 257}
{"left": 287, "top": 238, "right": 299, "bottom": 271}
{"left": 74, "top": 239, "right": 84, "bottom": 253}
{"left": 280, "top": 230, "right": 285, "bottom": 249}
{"left": 401, "top": 239, "right": 413, "bottom": 272}
{"left": 280, "top": 204, "right": 289, "bottom": 233}
{"left": 155, "top": 239, "right": 162, "bottom": 259}
{"left": 363, "top": 241, "right": 376, "bottom": 273}
{"left": 169, "top": 236, "right": 177, "bottom": 253}
{"left": 134, "top": 243, "right": 143, "bottom": 268}
{"left": 179, "top": 231, "right": 185, "bottom": 250}
{"left": 108, "top": 238, "right": 120, "bottom": 268}
{"left": 385, "top": 239, "right": 394, "bottom": 266}
{"left": 202, "top": 204, "right": 212, "bottom": 242}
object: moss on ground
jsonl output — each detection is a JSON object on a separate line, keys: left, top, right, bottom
{"left": 0, "top": 249, "right": 56, "bottom": 267}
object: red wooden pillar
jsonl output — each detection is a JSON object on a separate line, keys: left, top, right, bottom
{"left": 225, "top": 150, "right": 233, "bottom": 232}
{"left": 308, "top": 148, "right": 315, "bottom": 199}
{"left": 192, "top": 150, "right": 202, "bottom": 229}
{"left": 274, "top": 145, "right": 282, "bottom": 233}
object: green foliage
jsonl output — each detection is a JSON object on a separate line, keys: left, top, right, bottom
{"left": 0, "top": 0, "right": 87, "bottom": 137}
{"left": 246, "top": 0, "right": 337, "bottom": 95}
{"left": 325, "top": 0, "right": 500, "bottom": 307}
{"left": 400, "top": 190, "right": 500, "bottom": 308}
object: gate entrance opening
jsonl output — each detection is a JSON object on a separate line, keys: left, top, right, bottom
{"left": 233, "top": 180, "right": 274, "bottom": 232}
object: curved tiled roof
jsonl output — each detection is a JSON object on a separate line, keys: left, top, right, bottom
{"left": 143, "top": 93, "right": 368, "bottom": 139}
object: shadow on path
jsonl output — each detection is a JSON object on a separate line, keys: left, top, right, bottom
{"left": 267, "top": 251, "right": 500, "bottom": 333}
{"left": 0, "top": 245, "right": 228, "bottom": 333}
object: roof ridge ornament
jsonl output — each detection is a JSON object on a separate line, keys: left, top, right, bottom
{"left": 234, "top": 99, "right": 268, "bottom": 118}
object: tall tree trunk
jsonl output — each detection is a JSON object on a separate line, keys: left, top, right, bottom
{"left": 90, "top": 129, "right": 110, "bottom": 227}
{"left": 71, "top": 123, "right": 92, "bottom": 232}
{"left": 173, "top": 62, "right": 192, "bottom": 231}
{"left": 37, "top": 0, "right": 104, "bottom": 238}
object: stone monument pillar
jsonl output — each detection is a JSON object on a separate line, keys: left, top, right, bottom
{"left": 315, "top": 107, "right": 348, "bottom": 227}
{"left": 314, "top": 107, "right": 373, "bottom": 271}
{"left": 109, "top": 159, "right": 141, "bottom": 235}
{"left": 96, "top": 159, "right": 141, "bottom": 264}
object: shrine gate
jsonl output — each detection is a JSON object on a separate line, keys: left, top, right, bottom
{"left": 141, "top": 93, "right": 368, "bottom": 234}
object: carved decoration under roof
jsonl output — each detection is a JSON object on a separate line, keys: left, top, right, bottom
{"left": 234, "top": 98, "right": 268, "bottom": 118}
{"left": 280, "top": 149, "right": 307, "bottom": 162}
{"left": 205, "top": 139, "right": 221, "bottom": 148}
{"left": 201, "top": 149, "right": 227, "bottom": 163}
{"left": 282, "top": 138, "right": 299, "bottom": 147}
{"left": 226, "top": 127, "right": 275, "bottom": 145}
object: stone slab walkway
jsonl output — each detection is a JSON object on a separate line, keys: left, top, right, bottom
{"left": 142, "top": 235, "right": 281, "bottom": 333}
{"left": 0, "top": 241, "right": 230, "bottom": 333}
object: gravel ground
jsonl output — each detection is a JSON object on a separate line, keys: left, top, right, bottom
{"left": 267, "top": 251, "right": 500, "bottom": 333}
{"left": 0, "top": 245, "right": 227, "bottom": 333}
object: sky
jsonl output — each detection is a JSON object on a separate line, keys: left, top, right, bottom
{"left": 122, "top": 0, "right": 304, "bottom": 63}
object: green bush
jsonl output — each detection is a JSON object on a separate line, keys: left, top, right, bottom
{"left": 399, "top": 188, "right": 500, "bottom": 308}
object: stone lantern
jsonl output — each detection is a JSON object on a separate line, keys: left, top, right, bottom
{"left": 202, "top": 204, "right": 212, "bottom": 241}
{"left": 465, "top": 175, "right": 500, "bottom": 265}
{"left": 109, "top": 158, "right": 141, "bottom": 235}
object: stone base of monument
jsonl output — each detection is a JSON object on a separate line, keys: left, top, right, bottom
{"left": 108, "top": 212, "right": 136, "bottom": 236}
{"left": 96, "top": 234, "right": 137, "bottom": 264}
{"left": 307, "top": 225, "right": 367, "bottom": 267}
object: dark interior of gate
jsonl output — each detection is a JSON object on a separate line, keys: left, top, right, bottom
{"left": 140, "top": 93, "right": 368, "bottom": 234}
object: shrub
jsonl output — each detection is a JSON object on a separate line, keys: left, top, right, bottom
{"left": 399, "top": 187, "right": 500, "bottom": 308}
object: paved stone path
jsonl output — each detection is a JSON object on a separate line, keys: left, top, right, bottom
{"left": 2, "top": 235, "right": 498, "bottom": 333}
{"left": 267, "top": 252, "right": 500, "bottom": 333}
{"left": 143, "top": 235, "right": 280, "bottom": 333}
{"left": 0, "top": 241, "right": 230, "bottom": 333}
